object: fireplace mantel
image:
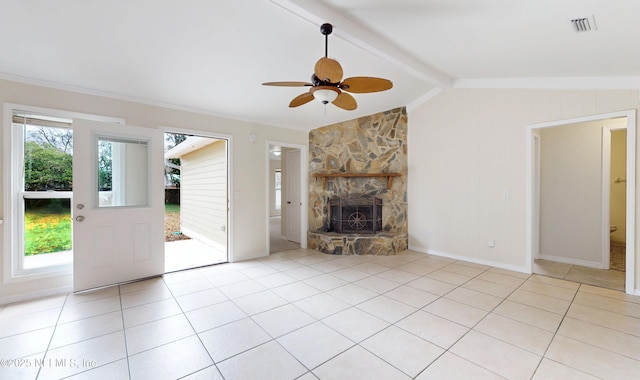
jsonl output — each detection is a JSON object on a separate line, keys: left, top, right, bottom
{"left": 312, "top": 172, "right": 402, "bottom": 190}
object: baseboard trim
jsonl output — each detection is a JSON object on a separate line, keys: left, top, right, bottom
{"left": 408, "top": 246, "right": 530, "bottom": 274}
{"left": 0, "top": 285, "right": 72, "bottom": 306}
{"left": 537, "top": 254, "right": 604, "bottom": 269}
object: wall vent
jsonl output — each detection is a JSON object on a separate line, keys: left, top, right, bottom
{"left": 570, "top": 15, "right": 597, "bottom": 32}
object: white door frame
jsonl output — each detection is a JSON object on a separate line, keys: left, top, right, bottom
{"left": 266, "top": 141, "right": 308, "bottom": 251}
{"left": 162, "top": 127, "right": 234, "bottom": 262}
{"left": 532, "top": 131, "right": 541, "bottom": 260}
{"left": 526, "top": 110, "right": 637, "bottom": 295}
{"left": 601, "top": 124, "right": 628, "bottom": 270}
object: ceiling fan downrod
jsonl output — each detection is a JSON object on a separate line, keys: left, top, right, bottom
{"left": 320, "top": 23, "right": 332, "bottom": 58}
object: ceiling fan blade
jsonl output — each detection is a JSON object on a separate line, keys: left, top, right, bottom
{"left": 314, "top": 57, "right": 343, "bottom": 83}
{"left": 340, "top": 77, "right": 393, "bottom": 93}
{"left": 289, "top": 92, "right": 315, "bottom": 108}
{"left": 332, "top": 92, "right": 357, "bottom": 111}
{"left": 262, "top": 81, "right": 313, "bottom": 87}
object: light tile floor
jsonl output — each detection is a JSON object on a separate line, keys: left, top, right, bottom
{"left": 165, "top": 240, "right": 227, "bottom": 273}
{"left": 1, "top": 249, "right": 639, "bottom": 379}
{"left": 534, "top": 259, "right": 626, "bottom": 291}
{"left": 270, "top": 216, "right": 300, "bottom": 253}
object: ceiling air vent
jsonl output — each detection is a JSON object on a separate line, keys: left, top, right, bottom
{"left": 570, "top": 15, "right": 597, "bottom": 32}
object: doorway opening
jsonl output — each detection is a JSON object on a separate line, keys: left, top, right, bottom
{"left": 163, "top": 132, "right": 229, "bottom": 272}
{"left": 267, "top": 142, "right": 307, "bottom": 253}
{"left": 527, "top": 110, "right": 636, "bottom": 294}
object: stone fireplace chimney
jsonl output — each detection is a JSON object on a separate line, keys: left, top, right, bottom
{"left": 307, "top": 107, "right": 408, "bottom": 255}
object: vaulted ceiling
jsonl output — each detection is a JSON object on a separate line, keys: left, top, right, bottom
{"left": 1, "top": 0, "right": 639, "bottom": 131}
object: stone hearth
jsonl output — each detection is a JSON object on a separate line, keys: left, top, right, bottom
{"left": 308, "top": 231, "right": 408, "bottom": 256}
{"left": 308, "top": 107, "right": 408, "bottom": 255}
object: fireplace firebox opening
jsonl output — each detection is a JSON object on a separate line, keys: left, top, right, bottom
{"left": 329, "top": 195, "right": 382, "bottom": 234}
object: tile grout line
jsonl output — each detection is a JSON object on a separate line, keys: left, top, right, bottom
{"left": 117, "top": 285, "right": 133, "bottom": 380}
{"left": 34, "top": 293, "right": 69, "bottom": 380}
{"left": 411, "top": 263, "right": 523, "bottom": 379}
{"left": 160, "top": 275, "right": 226, "bottom": 380}
{"left": 529, "top": 282, "right": 583, "bottom": 379}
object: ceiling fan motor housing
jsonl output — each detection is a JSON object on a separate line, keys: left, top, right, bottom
{"left": 320, "top": 23, "right": 333, "bottom": 35}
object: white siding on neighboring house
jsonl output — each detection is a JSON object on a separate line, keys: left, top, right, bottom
{"left": 180, "top": 140, "right": 228, "bottom": 252}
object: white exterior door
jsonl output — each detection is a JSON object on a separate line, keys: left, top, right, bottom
{"left": 72, "top": 119, "right": 164, "bottom": 292}
{"left": 286, "top": 150, "right": 301, "bottom": 243}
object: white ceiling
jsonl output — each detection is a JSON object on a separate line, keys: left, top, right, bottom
{"left": 1, "top": 0, "right": 639, "bottom": 131}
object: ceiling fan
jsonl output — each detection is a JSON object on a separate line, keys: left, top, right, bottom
{"left": 262, "top": 23, "right": 393, "bottom": 111}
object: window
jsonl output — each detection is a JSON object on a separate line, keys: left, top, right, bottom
{"left": 275, "top": 169, "right": 282, "bottom": 210}
{"left": 3, "top": 104, "right": 123, "bottom": 281}
{"left": 12, "top": 112, "right": 74, "bottom": 276}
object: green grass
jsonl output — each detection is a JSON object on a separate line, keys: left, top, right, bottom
{"left": 165, "top": 203, "right": 181, "bottom": 214}
{"left": 24, "top": 203, "right": 182, "bottom": 255}
{"left": 24, "top": 209, "right": 72, "bottom": 256}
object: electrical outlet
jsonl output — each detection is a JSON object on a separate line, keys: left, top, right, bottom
{"left": 426, "top": 230, "right": 432, "bottom": 238}
{"left": 488, "top": 239, "right": 495, "bottom": 248}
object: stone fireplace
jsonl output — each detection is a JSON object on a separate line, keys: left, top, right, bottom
{"left": 308, "top": 107, "right": 408, "bottom": 255}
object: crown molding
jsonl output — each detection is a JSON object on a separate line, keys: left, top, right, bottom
{"left": 406, "top": 87, "right": 443, "bottom": 112}
{"left": 0, "top": 72, "right": 296, "bottom": 130}
{"left": 454, "top": 76, "right": 640, "bottom": 90}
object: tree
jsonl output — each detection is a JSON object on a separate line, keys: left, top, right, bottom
{"left": 98, "top": 141, "right": 112, "bottom": 191}
{"left": 24, "top": 141, "right": 73, "bottom": 190}
{"left": 165, "top": 133, "right": 188, "bottom": 187}
{"left": 27, "top": 127, "right": 73, "bottom": 154}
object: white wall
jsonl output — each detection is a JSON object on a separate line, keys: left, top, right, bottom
{"left": 407, "top": 88, "right": 639, "bottom": 288}
{"left": 0, "top": 79, "right": 307, "bottom": 302}
{"left": 538, "top": 121, "right": 603, "bottom": 265}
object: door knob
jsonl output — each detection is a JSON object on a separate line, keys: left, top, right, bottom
{"left": 75, "top": 215, "right": 85, "bottom": 222}
{"left": 76, "top": 203, "right": 85, "bottom": 210}
{"left": 287, "top": 201, "right": 291, "bottom": 204}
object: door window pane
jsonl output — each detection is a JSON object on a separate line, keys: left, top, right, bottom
{"left": 98, "top": 137, "right": 149, "bottom": 207}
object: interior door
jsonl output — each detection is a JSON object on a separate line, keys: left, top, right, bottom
{"left": 286, "top": 149, "right": 301, "bottom": 243}
{"left": 72, "top": 118, "right": 164, "bottom": 292}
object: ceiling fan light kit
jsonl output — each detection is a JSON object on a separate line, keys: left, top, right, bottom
{"left": 262, "top": 23, "right": 392, "bottom": 111}
{"left": 312, "top": 86, "right": 340, "bottom": 104}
